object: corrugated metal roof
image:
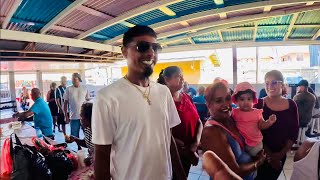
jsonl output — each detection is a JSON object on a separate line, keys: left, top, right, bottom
{"left": 57, "top": 9, "right": 108, "bottom": 31}
{"left": 13, "top": 0, "right": 73, "bottom": 23}
{"left": 83, "top": 0, "right": 155, "bottom": 17}
{"left": 295, "top": 10, "right": 320, "bottom": 25}
{"left": 168, "top": 0, "right": 216, "bottom": 17}
{"left": 155, "top": 23, "right": 185, "bottom": 34}
{"left": 256, "top": 25, "right": 288, "bottom": 40}
{"left": 0, "top": 0, "right": 15, "bottom": 17}
{"left": 258, "top": 15, "right": 293, "bottom": 25}
{"left": 96, "top": 23, "right": 129, "bottom": 37}
{"left": 7, "top": 22, "right": 38, "bottom": 32}
{"left": 187, "top": 15, "right": 220, "bottom": 26}
{"left": 126, "top": 9, "right": 173, "bottom": 26}
{"left": 46, "top": 29, "right": 78, "bottom": 38}
{"left": 222, "top": 29, "right": 253, "bottom": 41}
{"left": 227, "top": 8, "right": 263, "bottom": 18}
{"left": 0, "top": 40, "right": 27, "bottom": 50}
{"left": 167, "top": 39, "right": 191, "bottom": 46}
{"left": 234, "top": 22, "right": 255, "bottom": 28}
{"left": 192, "top": 32, "right": 221, "bottom": 43}
{"left": 290, "top": 27, "right": 320, "bottom": 39}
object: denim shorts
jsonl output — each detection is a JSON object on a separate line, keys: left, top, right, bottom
{"left": 70, "top": 119, "right": 81, "bottom": 138}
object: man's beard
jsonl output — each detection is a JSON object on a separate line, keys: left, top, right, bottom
{"left": 143, "top": 66, "right": 153, "bottom": 78}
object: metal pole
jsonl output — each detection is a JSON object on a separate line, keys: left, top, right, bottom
{"left": 232, "top": 45, "right": 237, "bottom": 89}
{"left": 256, "top": 47, "right": 259, "bottom": 84}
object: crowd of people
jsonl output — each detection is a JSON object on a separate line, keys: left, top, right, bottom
{"left": 13, "top": 25, "right": 320, "bottom": 180}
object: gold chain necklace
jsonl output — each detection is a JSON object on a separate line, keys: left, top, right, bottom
{"left": 124, "top": 75, "right": 151, "bottom": 105}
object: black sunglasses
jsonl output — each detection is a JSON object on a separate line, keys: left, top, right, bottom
{"left": 128, "top": 41, "right": 162, "bottom": 53}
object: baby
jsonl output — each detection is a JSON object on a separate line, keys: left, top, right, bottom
{"left": 231, "top": 82, "right": 276, "bottom": 156}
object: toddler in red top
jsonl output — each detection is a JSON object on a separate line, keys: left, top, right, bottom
{"left": 231, "top": 82, "right": 277, "bottom": 156}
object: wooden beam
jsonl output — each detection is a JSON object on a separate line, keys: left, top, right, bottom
{"left": 157, "top": 5, "right": 320, "bottom": 44}
{"left": 0, "top": 56, "right": 115, "bottom": 62}
{"left": 76, "top": 0, "right": 184, "bottom": 39}
{"left": 293, "top": 24, "right": 320, "bottom": 28}
{"left": 253, "top": 22, "right": 258, "bottom": 41}
{"left": 217, "top": 30, "right": 224, "bottom": 42}
{"left": 105, "top": 0, "right": 316, "bottom": 44}
{"left": 312, "top": 29, "right": 320, "bottom": 40}
{"left": 2, "top": 0, "right": 22, "bottom": 29}
{"left": 284, "top": 13, "right": 299, "bottom": 40}
{"left": 161, "top": 40, "right": 320, "bottom": 53}
{"left": 0, "top": 29, "right": 121, "bottom": 53}
{"left": 0, "top": 50, "right": 123, "bottom": 60}
{"left": 40, "top": 0, "right": 86, "bottom": 34}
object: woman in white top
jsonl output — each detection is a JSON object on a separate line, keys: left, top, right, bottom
{"left": 291, "top": 138, "right": 320, "bottom": 180}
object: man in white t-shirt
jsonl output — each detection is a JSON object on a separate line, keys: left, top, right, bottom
{"left": 64, "top": 73, "right": 89, "bottom": 138}
{"left": 92, "top": 25, "right": 185, "bottom": 180}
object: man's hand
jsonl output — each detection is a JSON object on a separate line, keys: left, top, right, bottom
{"left": 65, "top": 115, "right": 70, "bottom": 124}
{"left": 12, "top": 112, "right": 19, "bottom": 118}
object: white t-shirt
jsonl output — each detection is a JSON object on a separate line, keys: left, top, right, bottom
{"left": 92, "top": 78, "right": 181, "bottom": 180}
{"left": 291, "top": 140, "right": 320, "bottom": 180}
{"left": 63, "top": 85, "right": 89, "bottom": 119}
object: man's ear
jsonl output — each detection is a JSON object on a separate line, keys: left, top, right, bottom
{"left": 122, "top": 46, "right": 128, "bottom": 59}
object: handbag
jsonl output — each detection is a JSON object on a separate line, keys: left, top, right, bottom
{"left": 10, "top": 133, "right": 52, "bottom": 180}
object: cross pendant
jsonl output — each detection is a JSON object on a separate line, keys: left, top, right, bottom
{"left": 147, "top": 98, "right": 151, "bottom": 105}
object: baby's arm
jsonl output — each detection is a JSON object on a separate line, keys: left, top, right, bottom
{"left": 258, "top": 114, "right": 277, "bottom": 130}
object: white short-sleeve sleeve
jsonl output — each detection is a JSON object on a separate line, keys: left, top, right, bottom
{"left": 92, "top": 91, "right": 116, "bottom": 145}
{"left": 166, "top": 89, "right": 181, "bottom": 128}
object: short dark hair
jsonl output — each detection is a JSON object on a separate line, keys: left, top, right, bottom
{"left": 234, "top": 89, "right": 256, "bottom": 102}
{"left": 122, "top": 25, "right": 157, "bottom": 47}
{"left": 157, "top": 66, "right": 181, "bottom": 85}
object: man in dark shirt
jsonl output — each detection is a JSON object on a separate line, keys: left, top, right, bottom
{"left": 293, "top": 80, "right": 316, "bottom": 127}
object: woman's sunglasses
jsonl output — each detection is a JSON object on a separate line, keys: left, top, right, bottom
{"left": 265, "top": 80, "right": 282, "bottom": 87}
{"left": 128, "top": 41, "right": 162, "bottom": 53}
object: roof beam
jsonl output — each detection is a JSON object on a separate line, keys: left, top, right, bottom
{"left": 0, "top": 29, "right": 121, "bottom": 53}
{"left": 76, "top": 0, "right": 184, "bottom": 39}
{"left": 306, "top": 1, "right": 315, "bottom": 5}
{"left": 161, "top": 40, "right": 320, "bottom": 53}
{"left": 253, "top": 22, "right": 258, "bottom": 41}
{"left": 263, "top": 6, "right": 272, "bottom": 12}
{"left": 187, "top": 37, "right": 195, "bottom": 44}
{"left": 105, "top": 0, "right": 317, "bottom": 44}
{"left": 219, "top": 12, "right": 227, "bottom": 19}
{"left": 284, "top": 13, "right": 299, "bottom": 40}
{"left": 2, "top": 0, "right": 22, "bottom": 29}
{"left": 217, "top": 30, "right": 224, "bottom": 42}
{"left": 293, "top": 24, "right": 320, "bottom": 28}
{"left": 157, "top": 4, "right": 320, "bottom": 44}
{"left": 312, "top": 29, "right": 320, "bottom": 40}
{"left": 40, "top": 0, "right": 87, "bottom": 34}
{"left": 180, "top": 21, "right": 190, "bottom": 27}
